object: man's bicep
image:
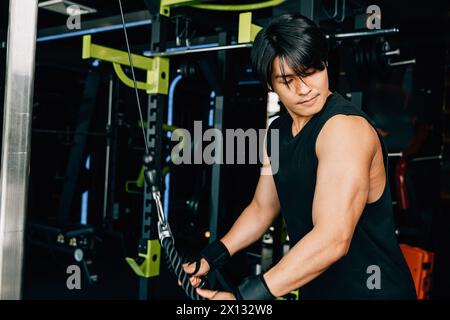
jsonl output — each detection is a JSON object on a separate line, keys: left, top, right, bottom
{"left": 313, "top": 155, "right": 369, "bottom": 234}
{"left": 312, "top": 115, "right": 374, "bottom": 235}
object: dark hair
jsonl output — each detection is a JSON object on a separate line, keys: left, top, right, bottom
{"left": 251, "top": 14, "right": 329, "bottom": 90}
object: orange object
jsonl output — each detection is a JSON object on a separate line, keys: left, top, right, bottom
{"left": 400, "top": 243, "right": 434, "bottom": 300}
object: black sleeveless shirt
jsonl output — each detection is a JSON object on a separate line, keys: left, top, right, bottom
{"left": 267, "top": 92, "right": 416, "bottom": 300}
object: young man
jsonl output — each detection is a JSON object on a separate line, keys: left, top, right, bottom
{"left": 184, "top": 14, "right": 416, "bottom": 300}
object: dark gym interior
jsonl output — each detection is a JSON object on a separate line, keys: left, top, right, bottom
{"left": 0, "top": 0, "right": 449, "bottom": 301}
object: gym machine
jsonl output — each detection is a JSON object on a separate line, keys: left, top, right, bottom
{"left": 83, "top": 0, "right": 417, "bottom": 300}
{"left": 5, "top": 0, "right": 441, "bottom": 300}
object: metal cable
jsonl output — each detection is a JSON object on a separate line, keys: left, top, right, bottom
{"left": 118, "top": 0, "right": 149, "bottom": 154}
{"left": 118, "top": 0, "right": 204, "bottom": 300}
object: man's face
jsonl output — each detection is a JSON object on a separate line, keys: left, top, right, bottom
{"left": 271, "top": 56, "right": 329, "bottom": 118}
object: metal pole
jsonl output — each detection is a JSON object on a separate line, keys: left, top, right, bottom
{"left": 209, "top": 96, "right": 224, "bottom": 243}
{"left": 146, "top": 43, "right": 252, "bottom": 57}
{"left": 0, "top": 0, "right": 38, "bottom": 299}
{"left": 388, "top": 152, "right": 403, "bottom": 157}
{"left": 410, "top": 155, "right": 442, "bottom": 163}
{"left": 389, "top": 59, "right": 416, "bottom": 67}
{"left": 103, "top": 75, "right": 114, "bottom": 224}
{"left": 37, "top": 10, "right": 153, "bottom": 42}
{"left": 327, "top": 27, "right": 399, "bottom": 39}
{"left": 382, "top": 49, "right": 401, "bottom": 57}
{"left": 387, "top": 152, "right": 442, "bottom": 162}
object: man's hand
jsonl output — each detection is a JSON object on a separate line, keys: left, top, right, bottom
{"left": 196, "top": 288, "right": 236, "bottom": 300}
{"left": 182, "top": 258, "right": 210, "bottom": 287}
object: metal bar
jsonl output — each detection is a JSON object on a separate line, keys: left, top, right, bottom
{"left": 209, "top": 95, "right": 224, "bottom": 244}
{"left": 38, "top": 0, "right": 96, "bottom": 15}
{"left": 146, "top": 43, "right": 253, "bottom": 57}
{"left": 388, "top": 152, "right": 403, "bottom": 157}
{"left": 208, "top": 94, "right": 224, "bottom": 290}
{"left": 142, "top": 42, "right": 219, "bottom": 56}
{"left": 382, "top": 49, "right": 401, "bottom": 56}
{"left": 327, "top": 27, "right": 399, "bottom": 39}
{"left": 37, "top": 10, "right": 152, "bottom": 42}
{"left": 161, "top": 0, "right": 197, "bottom": 7}
{"left": 108, "top": 78, "right": 120, "bottom": 223}
{"left": 102, "top": 75, "right": 114, "bottom": 223}
{"left": 0, "top": 0, "right": 38, "bottom": 300}
{"left": 410, "top": 155, "right": 442, "bottom": 163}
{"left": 82, "top": 35, "right": 169, "bottom": 95}
{"left": 387, "top": 152, "right": 442, "bottom": 162}
{"left": 190, "top": 0, "right": 286, "bottom": 11}
{"left": 138, "top": 94, "right": 164, "bottom": 300}
{"left": 137, "top": 14, "right": 168, "bottom": 300}
{"left": 389, "top": 59, "right": 416, "bottom": 67}
{"left": 83, "top": 35, "right": 154, "bottom": 70}
{"left": 139, "top": 92, "right": 154, "bottom": 297}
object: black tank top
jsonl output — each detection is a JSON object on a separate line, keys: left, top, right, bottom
{"left": 267, "top": 92, "right": 416, "bottom": 300}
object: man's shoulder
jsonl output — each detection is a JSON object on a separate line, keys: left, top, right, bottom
{"left": 316, "top": 114, "right": 379, "bottom": 157}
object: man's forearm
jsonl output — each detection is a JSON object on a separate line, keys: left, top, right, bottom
{"left": 220, "top": 201, "right": 278, "bottom": 256}
{"left": 263, "top": 227, "right": 349, "bottom": 297}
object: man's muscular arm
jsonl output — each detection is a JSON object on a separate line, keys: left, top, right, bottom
{"left": 263, "top": 115, "right": 378, "bottom": 297}
{"left": 184, "top": 146, "right": 281, "bottom": 286}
